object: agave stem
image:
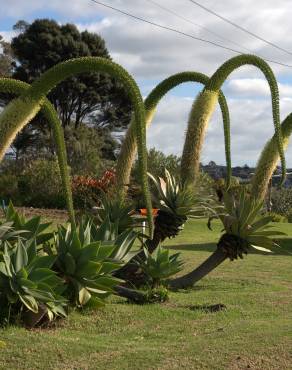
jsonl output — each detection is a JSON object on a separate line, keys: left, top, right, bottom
{"left": 0, "top": 78, "right": 76, "bottom": 229}
{"left": 0, "top": 57, "right": 153, "bottom": 236}
{"left": 181, "top": 54, "right": 285, "bottom": 187}
{"left": 116, "top": 71, "right": 232, "bottom": 198}
{"left": 251, "top": 113, "right": 292, "bottom": 199}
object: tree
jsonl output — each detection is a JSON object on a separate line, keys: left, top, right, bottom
{"left": 11, "top": 19, "right": 132, "bottom": 129}
{"left": 133, "top": 148, "right": 181, "bottom": 181}
{"left": 0, "top": 35, "right": 13, "bottom": 77}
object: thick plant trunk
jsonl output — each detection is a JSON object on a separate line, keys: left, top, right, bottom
{"left": 169, "top": 248, "right": 227, "bottom": 289}
{"left": 114, "top": 285, "right": 147, "bottom": 304}
{"left": 113, "top": 229, "right": 162, "bottom": 284}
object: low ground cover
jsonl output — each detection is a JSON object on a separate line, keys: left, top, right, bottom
{"left": 1, "top": 218, "right": 291, "bottom": 370}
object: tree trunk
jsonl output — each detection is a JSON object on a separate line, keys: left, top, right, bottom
{"left": 169, "top": 248, "right": 227, "bottom": 289}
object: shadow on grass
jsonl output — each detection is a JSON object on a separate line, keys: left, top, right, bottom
{"left": 167, "top": 238, "right": 292, "bottom": 256}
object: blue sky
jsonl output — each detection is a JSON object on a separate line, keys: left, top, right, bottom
{"left": 1, "top": 0, "right": 292, "bottom": 166}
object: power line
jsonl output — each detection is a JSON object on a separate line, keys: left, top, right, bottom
{"left": 145, "top": 0, "right": 253, "bottom": 54}
{"left": 188, "top": 0, "right": 292, "bottom": 57}
{"left": 88, "top": 0, "right": 292, "bottom": 68}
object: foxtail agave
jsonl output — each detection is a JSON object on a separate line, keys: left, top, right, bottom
{"left": 169, "top": 189, "right": 284, "bottom": 289}
{"left": 116, "top": 71, "right": 232, "bottom": 197}
{"left": 181, "top": 54, "right": 286, "bottom": 187}
{"left": 0, "top": 57, "right": 154, "bottom": 237}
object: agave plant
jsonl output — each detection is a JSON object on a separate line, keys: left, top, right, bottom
{"left": 0, "top": 238, "right": 67, "bottom": 326}
{"left": 2, "top": 202, "right": 53, "bottom": 246}
{"left": 115, "top": 169, "right": 213, "bottom": 285}
{"left": 95, "top": 193, "right": 141, "bottom": 235}
{"left": 147, "top": 169, "right": 213, "bottom": 251}
{"left": 137, "top": 246, "right": 183, "bottom": 288}
{"left": 52, "top": 219, "right": 139, "bottom": 307}
{"left": 170, "top": 189, "right": 285, "bottom": 289}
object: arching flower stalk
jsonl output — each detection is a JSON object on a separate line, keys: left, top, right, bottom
{"left": 251, "top": 113, "right": 292, "bottom": 199}
{"left": 114, "top": 72, "right": 231, "bottom": 284}
{"left": 116, "top": 71, "right": 232, "bottom": 197}
{"left": 180, "top": 54, "right": 286, "bottom": 188}
{"left": 0, "top": 57, "right": 153, "bottom": 237}
{"left": 0, "top": 78, "right": 75, "bottom": 228}
{"left": 163, "top": 55, "right": 287, "bottom": 290}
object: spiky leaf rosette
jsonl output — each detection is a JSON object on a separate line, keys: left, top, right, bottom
{"left": 213, "top": 189, "right": 286, "bottom": 260}
{"left": 137, "top": 246, "right": 184, "bottom": 288}
{"left": 148, "top": 169, "right": 214, "bottom": 241}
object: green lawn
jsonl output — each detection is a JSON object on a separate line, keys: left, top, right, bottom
{"left": 1, "top": 219, "right": 292, "bottom": 370}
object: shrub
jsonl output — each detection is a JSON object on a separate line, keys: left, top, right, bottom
{"left": 266, "top": 212, "right": 288, "bottom": 223}
{"left": 72, "top": 169, "right": 116, "bottom": 210}
{"left": 19, "top": 158, "right": 66, "bottom": 209}
{"left": 271, "top": 188, "right": 292, "bottom": 216}
{"left": 0, "top": 173, "right": 19, "bottom": 204}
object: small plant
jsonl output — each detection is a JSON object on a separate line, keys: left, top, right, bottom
{"left": 0, "top": 239, "right": 67, "bottom": 326}
{"left": 2, "top": 201, "right": 53, "bottom": 246}
{"left": 137, "top": 246, "right": 183, "bottom": 288}
{"left": 96, "top": 193, "right": 141, "bottom": 235}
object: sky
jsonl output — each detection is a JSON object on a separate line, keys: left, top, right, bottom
{"left": 1, "top": 0, "right": 292, "bottom": 166}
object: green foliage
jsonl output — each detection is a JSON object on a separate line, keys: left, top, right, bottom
{"left": 149, "top": 169, "right": 213, "bottom": 218}
{"left": 53, "top": 221, "right": 125, "bottom": 307}
{"left": 2, "top": 202, "right": 53, "bottom": 246}
{"left": 137, "top": 246, "right": 183, "bottom": 288}
{"left": 0, "top": 34, "right": 13, "bottom": 77}
{"left": 0, "top": 78, "right": 75, "bottom": 227}
{"left": 0, "top": 173, "right": 19, "bottom": 203}
{"left": 0, "top": 55, "right": 153, "bottom": 237}
{"left": 96, "top": 193, "right": 141, "bottom": 235}
{"left": 265, "top": 212, "right": 288, "bottom": 223}
{"left": 11, "top": 19, "right": 131, "bottom": 129}
{"left": 214, "top": 189, "right": 286, "bottom": 260}
{"left": 134, "top": 148, "right": 180, "bottom": 180}
{"left": 19, "top": 159, "right": 66, "bottom": 209}
{"left": 0, "top": 239, "right": 67, "bottom": 325}
{"left": 271, "top": 187, "right": 292, "bottom": 217}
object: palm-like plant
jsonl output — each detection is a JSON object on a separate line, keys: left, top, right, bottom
{"left": 147, "top": 169, "right": 213, "bottom": 252}
{"left": 115, "top": 169, "right": 213, "bottom": 285}
{"left": 215, "top": 190, "right": 284, "bottom": 259}
{"left": 170, "top": 189, "right": 285, "bottom": 289}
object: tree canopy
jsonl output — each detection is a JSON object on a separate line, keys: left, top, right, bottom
{"left": 11, "top": 19, "right": 132, "bottom": 129}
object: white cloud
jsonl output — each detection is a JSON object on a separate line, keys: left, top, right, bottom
{"left": 1, "top": 0, "right": 292, "bottom": 166}
{"left": 227, "top": 78, "right": 292, "bottom": 98}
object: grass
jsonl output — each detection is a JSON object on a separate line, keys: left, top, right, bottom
{"left": 1, "top": 219, "right": 292, "bottom": 370}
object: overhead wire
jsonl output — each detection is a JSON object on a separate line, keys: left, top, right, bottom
{"left": 187, "top": 0, "right": 292, "bottom": 56}
{"left": 88, "top": 0, "right": 292, "bottom": 68}
{"left": 145, "top": 0, "right": 254, "bottom": 54}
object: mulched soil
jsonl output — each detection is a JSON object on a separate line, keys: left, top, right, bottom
{"left": 0, "top": 207, "right": 69, "bottom": 224}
